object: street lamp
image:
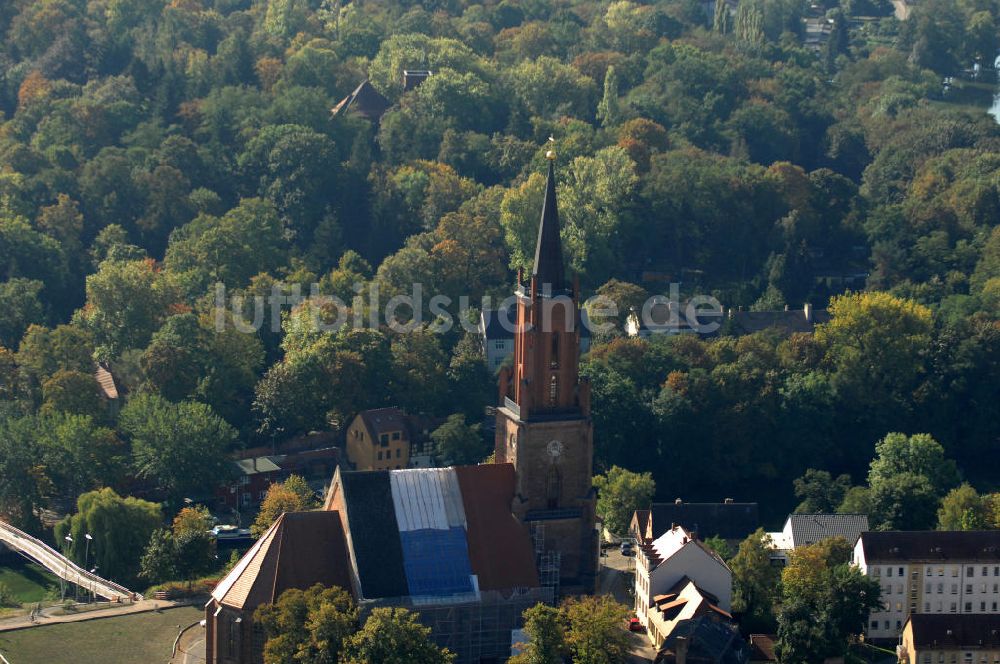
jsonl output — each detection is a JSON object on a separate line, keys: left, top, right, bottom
{"left": 84, "top": 534, "right": 93, "bottom": 603}
{"left": 61, "top": 535, "right": 73, "bottom": 602}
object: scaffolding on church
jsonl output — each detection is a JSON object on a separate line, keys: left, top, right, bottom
{"left": 531, "top": 523, "right": 562, "bottom": 597}
{"left": 360, "top": 587, "right": 554, "bottom": 664}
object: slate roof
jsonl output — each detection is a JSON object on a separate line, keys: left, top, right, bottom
{"left": 729, "top": 308, "right": 830, "bottom": 335}
{"left": 358, "top": 407, "right": 408, "bottom": 437}
{"left": 859, "top": 531, "right": 1000, "bottom": 562}
{"left": 211, "top": 511, "right": 352, "bottom": 609}
{"left": 336, "top": 464, "right": 539, "bottom": 600}
{"left": 649, "top": 502, "right": 760, "bottom": 541}
{"left": 785, "top": 513, "right": 869, "bottom": 547}
{"left": 656, "top": 615, "right": 750, "bottom": 664}
{"left": 339, "top": 470, "right": 409, "bottom": 599}
{"left": 532, "top": 160, "right": 567, "bottom": 294}
{"left": 330, "top": 80, "right": 391, "bottom": 121}
{"left": 907, "top": 614, "right": 1000, "bottom": 648}
{"left": 233, "top": 457, "right": 281, "bottom": 476}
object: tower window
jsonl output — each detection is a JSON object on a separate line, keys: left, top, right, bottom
{"left": 546, "top": 466, "right": 561, "bottom": 509}
{"left": 549, "top": 375, "right": 558, "bottom": 405}
{"left": 550, "top": 334, "right": 559, "bottom": 369}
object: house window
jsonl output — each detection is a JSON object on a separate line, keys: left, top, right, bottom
{"left": 951, "top": 602, "right": 958, "bottom": 612}
{"left": 939, "top": 568, "right": 945, "bottom": 576}
{"left": 994, "top": 584, "right": 999, "bottom": 593}
{"left": 984, "top": 567, "right": 990, "bottom": 577}
{"left": 938, "top": 583, "right": 943, "bottom": 593}
{"left": 927, "top": 583, "right": 933, "bottom": 593}
{"left": 392, "top": 431, "right": 400, "bottom": 441}
{"left": 896, "top": 620, "right": 902, "bottom": 630}
{"left": 888, "top": 567, "right": 894, "bottom": 577}
{"left": 964, "top": 602, "right": 972, "bottom": 612}
{"left": 967, "top": 584, "right": 974, "bottom": 594}
{"left": 968, "top": 567, "right": 975, "bottom": 577}
{"left": 380, "top": 434, "right": 389, "bottom": 446}
{"left": 994, "top": 567, "right": 999, "bottom": 576}
{"left": 874, "top": 568, "right": 881, "bottom": 577}
{"left": 923, "top": 655, "right": 931, "bottom": 664}
{"left": 884, "top": 620, "right": 890, "bottom": 630}
{"left": 952, "top": 584, "right": 958, "bottom": 594}
{"left": 396, "top": 449, "right": 401, "bottom": 458}
{"left": 925, "top": 602, "right": 930, "bottom": 612}
{"left": 927, "top": 567, "right": 933, "bottom": 576}
{"left": 981, "top": 602, "right": 986, "bottom": 611}
{"left": 870, "top": 621, "right": 878, "bottom": 630}
{"left": 992, "top": 602, "right": 997, "bottom": 611}
{"left": 953, "top": 569, "right": 960, "bottom": 577}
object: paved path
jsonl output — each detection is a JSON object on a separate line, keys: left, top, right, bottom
{"left": 0, "top": 599, "right": 181, "bottom": 632}
{"left": 598, "top": 550, "right": 656, "bottom": 663}
{"left": 0, "top": 520, "right": 140, "bottom": 602}
{"left": 174, "top": 621, "right": 207, "bottom": 664}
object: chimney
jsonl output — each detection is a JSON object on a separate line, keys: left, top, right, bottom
{"left": 676, "top": 636, "right": 689, "bottom": 664}
{"left": 804, "top": 302, "right": 813, "bottom": 322}
{"left": 784, "top": 304, "right": 789, "bottom": 311}
{"left": 675, "top": 498, "right": 682, "bottom": 505}
{"left": 689, "top": 531, "right": 697, "bottom": 541}
{"left": 724, "top": 497, "right": 734, "bottom": 504}
{"left": 402, "top": 69, "right": 432, "bottom": 92}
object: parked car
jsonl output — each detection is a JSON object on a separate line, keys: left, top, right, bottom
{"left": 626, "top": 616, "right": 644, "bottom": 632}
{"left": 620, "top": 540, "right": 634, "bottom": 556}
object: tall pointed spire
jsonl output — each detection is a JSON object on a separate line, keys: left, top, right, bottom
{"left": 532, "top": 155, "right": 566, "bottom": 293}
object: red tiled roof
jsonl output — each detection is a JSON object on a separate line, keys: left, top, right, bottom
{"left": 212, "top": 511, "right": 352, "bottom": 610}
{"left": 455, "top": 464, "right": 540, "bottom": 591}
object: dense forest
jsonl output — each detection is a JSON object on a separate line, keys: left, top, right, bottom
{"left": 1, "top": 0, "right": 999, "bottom": 528}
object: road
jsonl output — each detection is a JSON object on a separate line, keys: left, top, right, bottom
{"left": 0, "top": 520, "right": 140, "bottom": 602}
{"left": 598, "top": 548, "right": 657, "bottom": 663}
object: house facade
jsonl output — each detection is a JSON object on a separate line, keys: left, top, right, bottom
{"left": 853, "top": 531, "right": 1000, "bottom": 641}
{"left": 897, "top": 614, "right": 1000, "bottom": 664}
{"left": 635, "top": 524, "right": 733, "bottom": 643}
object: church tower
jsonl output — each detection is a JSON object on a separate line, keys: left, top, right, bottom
{"left": 495, "top": 153, "right": 597, "bottom": 594}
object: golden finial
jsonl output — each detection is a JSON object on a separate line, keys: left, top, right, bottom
{"left": 545, "top": 136, "right": 556, "bottom": 161}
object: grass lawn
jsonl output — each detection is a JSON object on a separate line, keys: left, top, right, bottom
{"left": 0, "top": 562, "right": 59, "bottom": 605}
{"left": 0, "top": 605, "right": 204, "bottom": 664}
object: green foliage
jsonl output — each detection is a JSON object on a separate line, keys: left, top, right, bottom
{"left": 793, "top": 469, "right": 852, "bottom": 514}
{"left": 776, "top": 542, "right": 882, "bottom": 663}
{"left": 510, "top": 604, "right": 565, "bottom": 664}
{"left": 341, "top": 606, "right": 455, "bottom": 664}
{"left": 593, "top": 466, "right": 655, "bottom": 537}
{"left": 251, "top": 475, "right": 317, "bottom": 538}
{"left": 702, "top": 535, "right": 734, "bottom": 561}
{"left": 431, "top": 413, "right": 486, "bottom": 466}
{"left": 937, "top": 483, "right": 989, "bottom": 531}
{"left": 562, "top": 595, "right": 630, "bottom": 664}
{"left": 55, "top": 488, "right": 162, "bottom": 586}
{"left": 119, "top": 394, "right": 236, "bottom": 502}
{"left": 256, "top": 584, "right": 359, "bottom": 664}
{"left": 730, "top": 529, "right": 780, "bottom": 632}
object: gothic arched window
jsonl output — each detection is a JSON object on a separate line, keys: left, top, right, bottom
{"left": 546, "top": 466, "right": 561, "bottom": 509}
{"left": 549, "top": 375, "right": 558, "bottom": 405}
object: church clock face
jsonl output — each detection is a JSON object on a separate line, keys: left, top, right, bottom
{"left": 546, "top": 439, "right": 563, "bottom": 459}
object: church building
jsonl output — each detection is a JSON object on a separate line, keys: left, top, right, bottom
{"left": 203, "top": 155, "right": 598, "bottom": 663}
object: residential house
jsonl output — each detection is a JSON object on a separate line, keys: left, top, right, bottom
{"left": 345, "top": 407, "right": 412, "bottom": 471}
{"left": 655, "top": 612, "right": 750, "bottom": 664}
{"left": 768, "top": 513, "right": 869, "bottom": 565}
{"left": 330, "top": 80, "right": 391, "bottom": 122}
{"left": 897, "top": 614, "right": 1000, "bottom": 664}
{"left": 625, "top": 301, "right": 702, "bottom": 339}
{"left": 632, "top": 499, "right": 760, "bottom": 549}
{"left": 216, "top": 457, "right": 284, "bottom": 512}
{"left": 726, "top": 304, "right": 830, "bottom": 336}
{"left": 635, "top": 524, "right": 733, "bottom": 644}
{"left": 749, "top": 634, "right": 777, "bottom": 663}
{"left": 852, "top": 531, "right": 1000, "bottom": 641}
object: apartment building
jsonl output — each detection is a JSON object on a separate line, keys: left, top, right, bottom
{"left": 853, "top": 531, "right": 1000, "bottom": 641}
{"left": 897, "top": 614, "right": 1000, "bottom": 664}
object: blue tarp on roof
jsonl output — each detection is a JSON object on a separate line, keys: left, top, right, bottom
{"left": 399, "top": 527, "right": 474, "bottom": 597}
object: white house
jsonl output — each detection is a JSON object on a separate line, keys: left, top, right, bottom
{"left": 853, "top": 531, "right": 1000, "bottom": 641}
{"left": 634, "top": 524, "right": 733, "bottom": 646}
{"left": 768, "top": 513, "right": 869, "bottom": 565}
{"left": 479, "top": 305, "right": 591, "bottom": 372}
